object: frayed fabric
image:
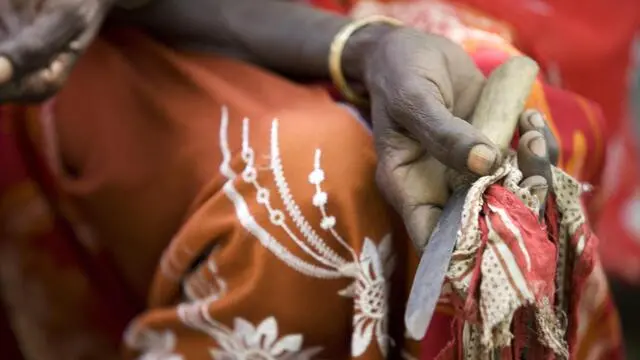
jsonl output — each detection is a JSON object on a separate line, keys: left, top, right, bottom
{"left": 436, "top": 155, "right": 616, "bottom": 360}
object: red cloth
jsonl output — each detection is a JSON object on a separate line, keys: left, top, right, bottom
{"left": 308, "top": 1, "right": 626, "bottom": 357}
{"left": 421, "top": 177, "right": 622, "bottom": 359}
{"left": 451, "top": 0, "right": 640, "bottom": 136}
{"left": 595, "top": 123, "right": 640, "bottom": 283}
{"left": 311, "top": 0, "right": 640, "bottom": 285}
{"left": 449, "top": 3, "right": 640, "bottom": 281}
{"left": 439, "top": 186, "right": 560, "bottom": 359}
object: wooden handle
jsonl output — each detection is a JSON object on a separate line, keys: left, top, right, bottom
{"left": 470, "top": 56, "right": 539, "bottom": 150}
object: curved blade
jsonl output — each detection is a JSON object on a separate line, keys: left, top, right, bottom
{"left": 405, "top": 187, "right": 468, "bottom": 340}
{"left": 404, "top": 56, "right": 539, "bottom": 341}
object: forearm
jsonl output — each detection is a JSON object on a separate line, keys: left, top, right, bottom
{"left": 114, "top": 0, "right": 391, "bottom": 82}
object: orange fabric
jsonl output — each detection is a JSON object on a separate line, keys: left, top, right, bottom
{"left": 0, "top": 3, "right": 626, "bottom": 359}
{"left": 0, "top": 105, "right": 133, "bottom": 359}
{"left": 0, "top": 28, "right": 422, "bottom": 359}
{"left": 331, "top": 1, "right": 622, "bottom": 358}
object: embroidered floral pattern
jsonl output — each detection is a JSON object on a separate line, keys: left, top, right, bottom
{"left": 125, "top": 329, "right": 184, "bottom": 360}
{"left": 183, "top": 258, "right": 228, "bottom": 303}
{"left": 208, "top": 317, "right": 322, "bottom": 360}
{"left": 178, "top": 300, "right": 322, "bottom": 360}
{"left": 129, "top": 106, "right": 398, "bottom": 358}
{"left": 341, "top": 236, "right": 394, "bottom": 356}
{"left": 216, "top": 106, "right": 396, "bottom": 357}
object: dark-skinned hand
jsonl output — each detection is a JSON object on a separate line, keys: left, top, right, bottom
{"left": 362, "top": 27, "right": 559, "bottom": 249}
{"left": 0, "top": 0, "right": 126, "bottom": 102}
{"left": 0, "top": 5, "right": 559, "bottom": 251}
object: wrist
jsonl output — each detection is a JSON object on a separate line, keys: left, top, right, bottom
{"left": 341, "top": 22, "right": 398, "bottom": 83}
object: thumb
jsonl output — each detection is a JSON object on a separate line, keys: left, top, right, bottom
{"left": 389, "top": 80, "right": 501, "bottom": 177}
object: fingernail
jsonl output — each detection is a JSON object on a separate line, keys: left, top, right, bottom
{"left": 528, "top": 136, "right": 547, "bottom": 157}
{"left": 39, "top": 68, "right": 54, "bottom": 82}
{"left": 528, "top": 111, "right": 545, "bottom": 129}
{"left": 50, "top": 59, "right": 64, "bottom": 74}
{"left": 0, "top": 56, "right": 13, "bottom": 84}
{"left": 468, "top": 144, "right": 497, "bottom": 175}
{"left": 69, "top": 40, "right": 82, "bottom": 52}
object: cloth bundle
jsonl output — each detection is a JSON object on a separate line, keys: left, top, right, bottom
{"left": 438, "top": 155, "right": 604, "bottom": 359}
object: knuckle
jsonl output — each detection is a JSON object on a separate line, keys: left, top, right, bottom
{"left": 518, "top": 130, "right": 543, "bottom": 149}
{"left": 21, "top": 36, "right": 48, "bottom": 56}
{"left": 63, "top": 6, "right": 88, "bottom": 29}
{"left": 22, "top": 78, "right": 63, "bottom": 102}
{"left": 374, "top": 163, "right": 392, "bottom": 190}
{"left": 385, "top": 83, "right": 425, "bottom": 123}
{"left": 374, "top": 163, "right": 401, "bottom": 208}
{"left": 47, "top": 76, "right": 67, "bottom": 92}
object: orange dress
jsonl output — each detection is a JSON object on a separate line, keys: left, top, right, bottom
{"left": 0, "top": 27, "right": 422, "bottom": 359}
{"left": 0, "top": 7, "right": 624, "bottom": 360}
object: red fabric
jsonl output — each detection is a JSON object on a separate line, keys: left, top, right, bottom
{"left": 567, "top": 221, "right": 624, "bottom": 360}
{"left": 486, "top": 186, "right": 558, "bottom": 300}
{"left": 421, "top": 313, "right": 455, "bottom": 360}
{"left": 450, "top": 0, "right": 640, "bottom": 136}
{"left": 311, "top": 0, "right": 640, "bottom": 285}
{"left": 433, "top": 186, "right": 560, "bottom": 360}
{"left": 595, "top": 125, "right": 640, "bottom": 283}
{"left": 419, "top": 182, "right": 621, "bottom": 359}
{"left": 308, "top": 0, "right": 628, "bottom": 357}
{"left": 0, "top": 298, "right": 23, "bottom": 360}
{"left": 449, "top": 3, "right": 640, "bottom": 278}
{"left": 0, "top": 107, "right": 139, "bottom": 348}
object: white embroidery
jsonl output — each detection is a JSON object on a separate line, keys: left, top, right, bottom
{"left": 348, "top": 236, "right": 395, "bottom": 356}
{"left": 125, "top": 329, "right": 184, "bottom": 360}
{"left": 217, "top": 107, "right": 395, "bottom": 357}
{"left": 401, "top": 351, "right": 420, "bottom": 360}
{"left": 183, "top": 258, "right": 228, "bottom": 302}
{"left": 218, "top": 108, "right": 341, "bottom": 279}
{"left": 178, "top": 301, "right": 323, "bottom": 360}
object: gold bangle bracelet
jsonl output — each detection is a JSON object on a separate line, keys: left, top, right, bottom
{"left": 328, "top": 15, "right": 402, "bottom": 107}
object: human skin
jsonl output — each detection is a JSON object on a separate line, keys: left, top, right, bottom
{"left": 0, "top": 0, "right": 553, "bottom": 249}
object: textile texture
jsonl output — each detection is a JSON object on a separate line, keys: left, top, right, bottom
{"left": 0, "top": 1, "right": 628, "bottom": 359}
{"left": 315, "top": 0, "right": 625, "bottom": 358}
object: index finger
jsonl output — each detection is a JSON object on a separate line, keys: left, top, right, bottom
{"left": 387, "top": 78, "right": 501, "bottom": 176}
{"left": 402, "top": 56, "right": 540, "bottom": 176}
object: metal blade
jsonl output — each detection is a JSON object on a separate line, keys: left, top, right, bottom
{"left": 403, "top": 56, "right": 540, "bottom": 341}
{"left": 405, "top": 187, "right": 469, "bottom": 340}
